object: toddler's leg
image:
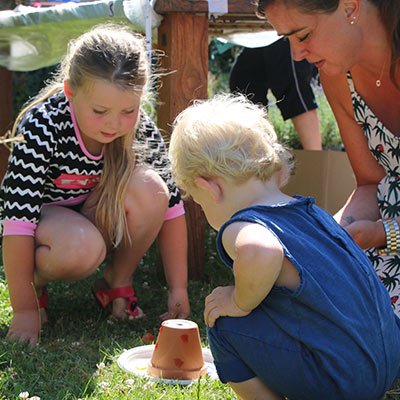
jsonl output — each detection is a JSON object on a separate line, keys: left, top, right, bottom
{"left": 206, "top": 307, "right": 333, "bottom": 399}
{"left": 230, "top": 377, "right": 285, "bottom": 400}
{"left": 103, "top": 165, "right": 169, "bottom": 319}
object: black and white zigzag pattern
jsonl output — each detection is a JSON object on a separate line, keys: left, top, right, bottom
{"left": 0, "top": 91, "right": 181, "bottom": 226}
{"left": 136, "top": 113, "right": 181, "bottom": 206}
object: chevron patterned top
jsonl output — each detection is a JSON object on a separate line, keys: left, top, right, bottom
{"left": 0, "top": 90, "right": 182, "bottom": 236}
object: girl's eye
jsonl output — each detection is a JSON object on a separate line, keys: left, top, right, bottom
{"left": 93, "top": 109, "right": 106, "bottom": 115}
{"left": 123, "top": 110, "right": 135, "bottom": 115}
{"left": 298, "top": 33, "right": 310, "bottom": 42}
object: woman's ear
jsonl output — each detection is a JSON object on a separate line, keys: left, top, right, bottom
{"left": 342, "top": 0, "right": 360, "bottom": 23}
{"left": 194, "top": 177, "right": 223, "bottom": 203}
{"left": 63, "top": 80, "right": 74, "bottom": 100}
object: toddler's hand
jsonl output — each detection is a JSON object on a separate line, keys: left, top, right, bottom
{"left": 7, "top": 310, "right": 41, "bottom": 348}
{"left": 345, "top": 220, "right": 383, "bottom": 249}
{"left": 204, "top": 286, "right": 250, "bottom": 328}
{"left": 160, "top": 287, "right": 190, "bottom": 321}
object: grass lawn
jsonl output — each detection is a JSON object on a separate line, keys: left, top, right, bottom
{"left": 0, "top": 227, "right": 241, "bottom": 399}
{"left": 2, "top": 69, "right": 400, "bottom": 399}
{"left": 0, "top": 225, "right": 400, "bottom": 399}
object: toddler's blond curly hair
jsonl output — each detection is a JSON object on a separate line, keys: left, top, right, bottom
{"left": 169, "top": 93, "right": 293, "bottom": 198}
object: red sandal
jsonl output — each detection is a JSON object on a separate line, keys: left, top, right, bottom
{"left": 37, "top": 288, "right": 48, "bottom": 310}
{"left": 37, "top": 288, "right": 49, "bottom": 325}
{"left": 93, "top": 278, "right": 144, "bottom": 319}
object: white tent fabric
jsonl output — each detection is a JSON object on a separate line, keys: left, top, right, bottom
{"left": 217, "top": 30, "right": 280, "bottom": 49}
{"left": 0, "top": 0, "right": 162, "bottom": 71}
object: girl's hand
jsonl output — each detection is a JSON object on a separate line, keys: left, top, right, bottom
{"left": 345, "top": 220, "right": 384, "bottom": 249}
{"left": 7, "top": 310, "right": 41, "bottom": 348}
{"left": 204, "top": 285, "right": 250, "bottom": 328}
{"left": 160, "top": 287, "right": 190, "bottom": 321}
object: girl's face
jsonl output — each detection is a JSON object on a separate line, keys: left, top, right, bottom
{"left": 65, "top": 79, "right": 141, "bottom": 154}
{"left": 264, "top": 2, "right": 361, "bottom": 76}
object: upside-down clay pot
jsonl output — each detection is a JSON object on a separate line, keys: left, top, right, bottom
{"left": 147, "top": 319, "right": 207, "bottom": 380}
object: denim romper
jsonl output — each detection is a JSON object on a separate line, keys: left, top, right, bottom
{"left": 207, "top": 196, "right": 400, "bottom": 400}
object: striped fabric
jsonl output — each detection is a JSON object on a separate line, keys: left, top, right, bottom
{"left": 0, "top": 90, "right": 181, "bottom": 234}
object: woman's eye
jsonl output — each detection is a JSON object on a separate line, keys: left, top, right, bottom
{"left": 93, "top": 110, "right": 106, "bottom": 115}
{"left": 298, "top": 33, "right": 310, "bottom": 42}
{"left": 123, "top": 110, "right": 135, "bottom": 115}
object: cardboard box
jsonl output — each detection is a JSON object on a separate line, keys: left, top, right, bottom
{"left": 282, "top": 150, "right": 356, "bottom": 215}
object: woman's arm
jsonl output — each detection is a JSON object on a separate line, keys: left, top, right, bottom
{"left": 157, "top": 214, "right": 190, "bottom": 320}
{"left": 3, "top": 235, "right": 41, "bottom": 346}
{"left": 320, "top": 72, "right": 385, "bottom": 190}
{"left": 321, "top": 72, "right": 387, "bottom": 248}
{"left": 335, "top": 184, "right": 381, "bottom": 226}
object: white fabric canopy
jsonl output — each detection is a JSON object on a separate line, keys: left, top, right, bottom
{"left": 0, "top": 0, "right": 162, "bottom": 71}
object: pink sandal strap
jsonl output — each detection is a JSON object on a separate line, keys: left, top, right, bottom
{"left": 95, "top": 284, "right": 140, "bottom": 318}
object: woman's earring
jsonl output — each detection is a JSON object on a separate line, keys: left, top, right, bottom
{"left": 350, "top": 16, "right": 356, "bottom": 25}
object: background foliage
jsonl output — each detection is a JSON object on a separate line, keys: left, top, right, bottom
{"left": 208, "top": 40, "right": 342, "bottom": 150}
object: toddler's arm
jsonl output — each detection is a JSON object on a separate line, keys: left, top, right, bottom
{"left": 3, "top": 235, "right": 41, "bottom": 347}
{"left": 205, "top": 222, "right": 283, "bottom": 327}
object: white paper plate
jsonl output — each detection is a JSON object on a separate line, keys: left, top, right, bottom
{"left": 117, "top": 344, "right": 218, "bottom": 385}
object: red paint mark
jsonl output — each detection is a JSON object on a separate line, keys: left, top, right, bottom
{"left": 180, "top": 334, "right": 189, "bottom": 343}
{"left": 174, "top": 358, "right": 184, "bottom": 368}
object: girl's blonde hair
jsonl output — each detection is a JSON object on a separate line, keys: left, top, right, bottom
{"left": 11, "top": 23, "right": 149, "bottom": 246}
{"left": 169, "top": 93, "right": 293, "bottom": 197}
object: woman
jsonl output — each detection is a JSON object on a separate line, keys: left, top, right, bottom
{"left": 256, "top": 0, "right": 400, "bottom": 316}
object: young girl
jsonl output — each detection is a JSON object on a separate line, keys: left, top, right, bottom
{"left": 168, "top": 94, "right": 400, "bottom": 400}
{"left": 0, "top": 23, "right": 190, "bottom": 347}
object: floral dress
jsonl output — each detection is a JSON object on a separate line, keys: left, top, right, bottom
{"left": 347, "top": 74, "right": 400, "bottom": 316}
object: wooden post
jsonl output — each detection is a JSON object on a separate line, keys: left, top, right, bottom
{"left": 0, "top": 67, "right": 12, "bottom": 181}
{"left": 157, "top": 12, "right": 208, "bottom": 279}
{"left": 0, "top": 0, "right": 14, "bottom": 181}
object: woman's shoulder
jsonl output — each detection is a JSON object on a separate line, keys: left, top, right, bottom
{"left": 320, "top": 72, "right": 351, "bottom": 101}
{"left": 320, "top": 71, "right": 355, "bottom": 118}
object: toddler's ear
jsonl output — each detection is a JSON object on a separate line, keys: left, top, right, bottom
{"left": 194, "top": 177, "right": 223, "bottom": 203}
{"left": 63, "top": 80, "right": 74, "bottom": 100}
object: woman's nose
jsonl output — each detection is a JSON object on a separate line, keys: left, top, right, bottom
{"left": 289, "top": 41, "right": 308, "bottom": 62}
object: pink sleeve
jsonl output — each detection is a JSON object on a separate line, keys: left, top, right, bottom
{"left": 164, "top": 200, "right": 185, "bottom": 221}
{"left": 2, "top": 220, "right": 37, "bottom": 236}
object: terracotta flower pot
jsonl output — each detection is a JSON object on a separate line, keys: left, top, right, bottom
{"left": 147, "top": 319, "right": 207, "bottom": 380}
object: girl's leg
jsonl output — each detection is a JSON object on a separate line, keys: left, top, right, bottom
{"left": 34, "top": 205, "right": 107, "bottom": 288}
{"left": 102, "top": 165, "right": 169, "bottom": 319}
{"left": 34, "top": 205, "right": 107, "bottom": 324}
{"left": 230, "top": 378, "right": 285, "bottom": 400}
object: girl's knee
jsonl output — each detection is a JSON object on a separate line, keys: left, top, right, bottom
{"left": 125, "top": 166, "right": 169, "bottom": 215}
{"left": 36, "top": 225, "right": 107, "bottom": 280}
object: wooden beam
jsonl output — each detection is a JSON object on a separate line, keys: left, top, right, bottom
{"left": 157, "top": 12, "right": 208, "bottom": 280}
{"left": 155, "top": 0, "right": 257, "bottom": 15}
{"left": 0, "top": 67, "right": 12, "bottom": 181}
